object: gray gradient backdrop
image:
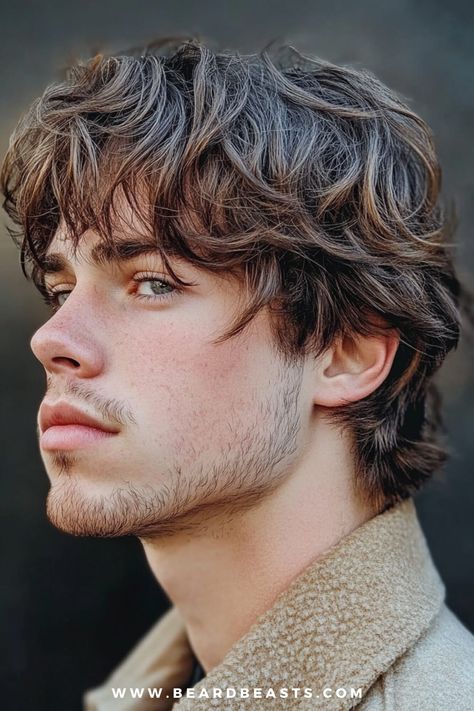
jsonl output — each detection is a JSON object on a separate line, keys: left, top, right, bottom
{"left": 1, "top": 1, "right": 473, "bottom": 710}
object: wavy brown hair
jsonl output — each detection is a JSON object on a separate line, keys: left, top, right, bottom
{"left": 1, "top": 37, "right": 471, "bottom": 511}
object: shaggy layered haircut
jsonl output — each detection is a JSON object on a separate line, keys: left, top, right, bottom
{"left": 1, "top": 37, "right": 469, "bottom": 510}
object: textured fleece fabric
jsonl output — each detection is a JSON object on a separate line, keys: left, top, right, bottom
{"left": 83, "top": 497, "right": 474, "bottom": 710}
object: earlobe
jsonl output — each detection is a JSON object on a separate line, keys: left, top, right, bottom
{"left": 313, "top": 329, "right": 400, "bottom": 408}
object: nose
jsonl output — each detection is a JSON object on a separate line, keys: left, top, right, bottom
{"left": 30, "top": 307, "right": 105, "bottom": 379}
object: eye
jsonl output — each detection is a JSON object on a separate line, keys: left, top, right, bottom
{"left": 55, "top": 291, "right": 71, "bottom": 307}
{"left": 132, "top": 275, "right": 179, "bottom": 302}
{"left": 42, "top": 287, "right": 73, "bottom": 311}
{"left": 40, "top": 274, "right": 180, "bottom": 311}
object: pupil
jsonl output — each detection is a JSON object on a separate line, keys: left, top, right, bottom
{"left": 151, "top": 280, "right": 169, "bottom": 294}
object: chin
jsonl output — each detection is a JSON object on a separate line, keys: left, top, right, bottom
{"left": 43, "top": 473, "right": 192, "bottom": 539}
{"left": 45, "top": 478, "right": 116, "bottom": 537}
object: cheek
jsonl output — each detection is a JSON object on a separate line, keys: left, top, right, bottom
{"left": 119, "top": 318, "right": 272, "bottom": 438}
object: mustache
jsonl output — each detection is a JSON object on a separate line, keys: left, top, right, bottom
{"left": 43, "top": 376, "right": 137, "bottom": 428}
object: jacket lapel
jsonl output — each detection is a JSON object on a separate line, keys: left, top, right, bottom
{"left": 83, "top": 606, "right": 194, "bottom": 710}
{"left": 84, "top": 497, "right": 445, "bottom": 710}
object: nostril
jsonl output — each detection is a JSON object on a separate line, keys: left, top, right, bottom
{"left": 52, "top": 356, "right": 81, "bottom": 369}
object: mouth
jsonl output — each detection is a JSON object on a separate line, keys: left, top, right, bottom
{"left": 39, "top": 401, "right": 120, "bottom": 451}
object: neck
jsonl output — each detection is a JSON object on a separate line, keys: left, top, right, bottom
{"left": 139, "top": 418, "right": 378, "bottom": 674}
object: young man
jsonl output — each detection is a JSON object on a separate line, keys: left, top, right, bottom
{"left": 1, "top": 38, "right": 473, "bottom": 709}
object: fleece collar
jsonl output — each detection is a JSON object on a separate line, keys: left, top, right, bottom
{"left": 84, "top": 497, "right": 445, "bottom": 710}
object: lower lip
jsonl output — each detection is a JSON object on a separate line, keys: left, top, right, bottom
{"left": 40, "top": 425, "right": 118, "bottom": 451}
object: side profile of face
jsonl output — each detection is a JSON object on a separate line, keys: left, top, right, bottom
{"left": 30, "top": 207, "right": 312, "bottom": 539}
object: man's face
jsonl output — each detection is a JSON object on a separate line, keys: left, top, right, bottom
{"left": 30, "top": 212, "right": 309, "bottom": 539}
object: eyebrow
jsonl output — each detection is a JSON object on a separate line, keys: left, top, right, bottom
{"left": 41, "top": 240, "right": 166, "bottom": 276}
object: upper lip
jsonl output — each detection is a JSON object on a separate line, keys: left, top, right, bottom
{"left": 39, "top": 402, "right": 120, "bottom": 434}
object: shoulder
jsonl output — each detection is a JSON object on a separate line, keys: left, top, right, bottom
{"left": 359, "top": 604, "right": 474, "bottom": 710}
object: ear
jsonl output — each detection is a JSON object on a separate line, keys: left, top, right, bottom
{"left": 312, "top": 322, "right": 400, "bottom": 408}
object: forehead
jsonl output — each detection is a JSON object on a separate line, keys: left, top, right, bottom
{"left": 45, "top": 230, "right": 160, "bottom": 267}
{"left": 46, "top": 185, "right": 155, "bottom": 259}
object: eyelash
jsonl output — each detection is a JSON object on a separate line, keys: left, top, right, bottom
{"left": 42, "top": 274, "right": 180, "bottom": 311}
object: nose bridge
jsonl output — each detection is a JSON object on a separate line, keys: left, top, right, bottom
{"left": 30, "top": 289, "right": 105, "bottom": 378}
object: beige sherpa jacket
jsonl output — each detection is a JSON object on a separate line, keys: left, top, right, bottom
{"left": 83, "top": 498, "right": 474, "bottom": 710}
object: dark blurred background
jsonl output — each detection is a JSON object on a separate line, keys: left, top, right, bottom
{"left": 1, "top": 1, "right": 473, "bottom": 709}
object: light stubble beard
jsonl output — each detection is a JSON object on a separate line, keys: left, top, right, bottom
{"left": 44, "top": 358, "right": 305, "bottom": 540}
